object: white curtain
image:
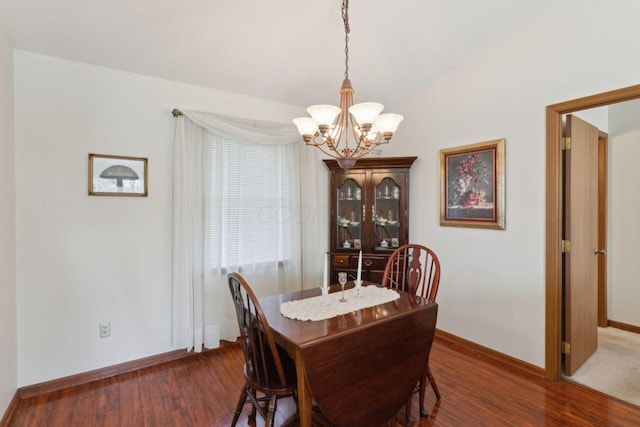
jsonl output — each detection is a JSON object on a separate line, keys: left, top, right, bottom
{"left": 294, "top": 141, "right": 329, "bottom": 289}
{"left": 172, "top": 110, "right": 327, "bottom": 352}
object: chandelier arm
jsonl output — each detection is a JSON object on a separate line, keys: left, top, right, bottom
{"left": 331, "top": 111, "right": 349, "bottom": 148}
{"left": 348, "top": 119, "right": 365, "bottom": 153}
{"left": 336, "top": 80, "right": 355, "bottom": 156}
{"left": 340, "top": 113, "right": 353, "bottom": 156}
{"left": 308, "top": 125, "right": 343, "bottom": 150}
{"left": 308, "top": 134, "right": 330, "bottom": 148}
{"left": 306, "top": 140, "right": 351, "bottom": 160}
{"left": 350, "top": 127, "right": 382, "bottom": 158}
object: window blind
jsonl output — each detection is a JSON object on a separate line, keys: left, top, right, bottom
{"left": 208, "top": 134, "right": 292, "bottom": 269}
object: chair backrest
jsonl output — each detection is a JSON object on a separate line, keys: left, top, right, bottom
{"left": 381, "top": 244, "right": 441, "bottom": 301}
{"left": 228, "top": 272, "right": 287, "bottom": 387}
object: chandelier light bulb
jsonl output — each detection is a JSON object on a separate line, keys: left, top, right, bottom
{"left": 364, "top": 124, "right": 379, "bottom": 141}
{"left": 355, "top": 124, "right": 378, "bottom": 140}
{"left": 293, "top": 117, "right": 318, "bottom": 136}
{"left": 349, "top": 102, "right": 384, "bottom": 126}
{"left": 307, "top": 104, "right": 342, "bottom": 126}
{"left": 375, "top": 113, "right": 404, "bottom": 134}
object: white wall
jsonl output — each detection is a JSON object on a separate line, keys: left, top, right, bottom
{"left": 384, "top": 0, "right": 640, "bottom": 367}
{"left": 607, "top": 100, "right": 640, "bottom": 327}
{"left": 0, "top": 18, "right": 17, "bottom": 415}
{"left": 14, "top": 51, "right": 304, "bottom": 386}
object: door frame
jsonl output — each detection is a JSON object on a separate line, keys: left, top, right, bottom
{"left": 545, "top": 84, "right": 640, "bottom": 381}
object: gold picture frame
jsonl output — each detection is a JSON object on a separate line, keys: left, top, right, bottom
{"left": 440, "top": 138, "right": 505, "bottom": 229}
{"left": 89, "top": 153, "right": 148, "bottom": 197}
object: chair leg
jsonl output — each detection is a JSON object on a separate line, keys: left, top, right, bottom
{"left": 419, "top": 375, "right": 428, "bottom": 418}
{"left": 248, "top": 389, "right": 257, "bottom": 422}
{"left": 265, "top": 395, "right": 278, "bottom": 427}
{"left": 231, "top": 384, "right": 248, "bottom": 427}
{"left": 405, "top": 394, "right": 413, "bottom": 424}
{"left": 416, "top": 366, "right": 441, "bottom": 418}
{"left": 427, "top": 365, "right": 441, "bottom": 400}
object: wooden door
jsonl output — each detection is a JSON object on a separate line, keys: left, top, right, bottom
{"left": 564, "top": 114, "right": 599, "bottom": 375}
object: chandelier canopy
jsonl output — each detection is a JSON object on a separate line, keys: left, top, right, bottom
{"left": 293, "top": 0, "right": 403, "bottom": 171}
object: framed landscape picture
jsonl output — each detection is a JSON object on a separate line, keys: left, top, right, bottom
{"left": 89, "top": 153, "right": 148, "bottom": 197}
{"left": 439, "top": 138, "right": 505, "bottom": 229}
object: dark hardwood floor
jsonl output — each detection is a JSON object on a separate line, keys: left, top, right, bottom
{"left": 6, "top": 336, "right": 640, "bottom": 426}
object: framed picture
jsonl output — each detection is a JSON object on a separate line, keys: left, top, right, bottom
{"left": 89, "top": 153, "right": 148, "bottom": 197}
{"left": 440, "top": 138, "right": 505, "bottom": 229}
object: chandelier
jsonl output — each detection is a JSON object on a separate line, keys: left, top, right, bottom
{"left": 293, "top": 0, "right": 403, "bottom": 171}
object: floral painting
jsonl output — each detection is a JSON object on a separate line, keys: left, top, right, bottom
{"left": 440, "top": 139, "right": 505, "bottom": 229}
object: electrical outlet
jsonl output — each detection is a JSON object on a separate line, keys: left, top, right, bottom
{"left": 100, "top": 322, "right": 111, "bottom": 338}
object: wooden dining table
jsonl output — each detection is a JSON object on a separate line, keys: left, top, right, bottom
{"left": 258, "top": 283, "right": 438, "bottom": 427}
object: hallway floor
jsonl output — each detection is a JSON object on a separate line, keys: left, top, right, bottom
{"left": 565, "top": 327, "right": 640, "bottom": 407}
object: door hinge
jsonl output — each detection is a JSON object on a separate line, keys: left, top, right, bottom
{"left": 562, "top": 137, "right": 571, "bottom": 150}
{"left": 561, "top": 240, "right": 571, "bottom": 253}
{"left": 562, "top": 341, "right": 571, "bottom": 354}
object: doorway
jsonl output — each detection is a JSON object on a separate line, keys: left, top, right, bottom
{"left": 545, "top": 83, "right": 640, "bottom": 381}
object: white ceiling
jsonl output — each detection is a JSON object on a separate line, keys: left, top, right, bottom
{"left": 0, "top": 0, "right": 558, "bottom": 108}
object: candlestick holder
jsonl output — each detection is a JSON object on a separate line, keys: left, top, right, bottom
{"left": 322, "top": 286, "right": 329, "bottom": 305}
{"left": 354, "top": 280, "right": 362, "bottom": 298}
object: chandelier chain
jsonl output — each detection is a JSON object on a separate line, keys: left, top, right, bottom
{"left": 342, "top": 0, "right": 350, "bottom": 80}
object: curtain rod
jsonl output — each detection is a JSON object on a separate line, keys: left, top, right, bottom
{"left": 172, "top": 109, "right": 183, "bottom": 117}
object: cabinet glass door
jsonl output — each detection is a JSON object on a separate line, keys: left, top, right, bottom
{"left": 374, "top": 177, "right": 401, "bottom": 249}
{"left": 337, "top": 178, "right": 363, "bottom": 249}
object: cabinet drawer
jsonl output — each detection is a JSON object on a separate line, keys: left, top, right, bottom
{"left": 332, "top": 255, "right": 350, "bottom": 268}
{"left": 353, "top": 256, "right": 387, "bottom": 270}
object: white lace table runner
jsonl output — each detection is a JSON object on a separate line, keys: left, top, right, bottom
{"left": 280, "top": 286, "right": 400, "bottom": 321}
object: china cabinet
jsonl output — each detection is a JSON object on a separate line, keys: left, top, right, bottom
{"left": 323, "top": 156, "right": 416, "bottom": 284}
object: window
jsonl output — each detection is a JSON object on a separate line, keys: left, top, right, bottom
{"left": 208, "top": 134, "right": 293, "bottom": 269}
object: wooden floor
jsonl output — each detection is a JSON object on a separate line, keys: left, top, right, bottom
{"left": 6, "top": 336, "right": 640, "bottom": 426}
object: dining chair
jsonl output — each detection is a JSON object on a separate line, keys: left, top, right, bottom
{"left": 382, "top": 243, "right": 441, "bottom": 418}
{"left": 228, "top": 272, "right": 298, "bottom": 427}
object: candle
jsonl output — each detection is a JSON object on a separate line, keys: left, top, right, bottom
{"left": 356, "top": 250, "right": 362, "bottom": 285}
{"left": 323, "top": 253, "right": 329, "bottom": 292}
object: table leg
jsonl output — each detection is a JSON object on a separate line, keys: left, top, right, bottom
{"left": 294, "top": 349, "right": 312, "bottom": 427}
